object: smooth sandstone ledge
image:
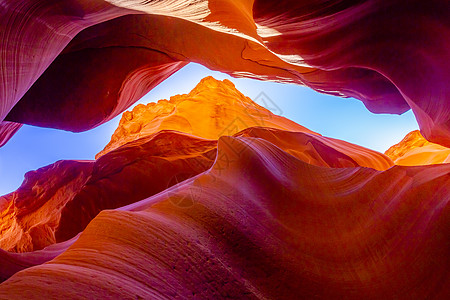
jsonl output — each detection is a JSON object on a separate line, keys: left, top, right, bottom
{"left": 0, "top": 135, "right": 448, "bottom": 299}
{"left": 0, "top": 125, "right": 393, "bottom": 255}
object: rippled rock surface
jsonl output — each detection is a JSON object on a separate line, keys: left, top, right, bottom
{"left": 1, "top": 78, "right": 448, "bottom": 299}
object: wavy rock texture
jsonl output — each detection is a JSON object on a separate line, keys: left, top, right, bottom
{"left": 0, "top": 122, "right": 22, "bottom": 148}
{"left": 0, "top": 132, "right": 217, "bottom": 252}
{"left": 0, "top": 135, "right": 448, "bottom": 299}
{"left": 385, "top": 130, "right": 450, "bottom": 166}
{"left": 236, "top": 127, "right": 393, "bottom": 171}
{"left": 0, "top": 235, "right": 79, "bottom": 283}
{"left": 0, "top": 161, "right": 94, "bottom": 252}
{"left": 0, "top": 0, "right": 448, "bottom": 146}
{"left": 0, "top": 78, "right": 393, "bottom": 254}
{"left": 0, "top": 127, "right": 393, "bottom": 255}
{"left": 1, "top": 78, "right": 448, "bottom": 299}
{"left": 0, "top": 0, "right": 448, "bottom": 297}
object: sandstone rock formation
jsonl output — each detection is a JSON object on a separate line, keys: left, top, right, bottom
{"left": 0, "top": 235, "right": 79, "bottom": 283}
{"left": 0, "top": 0, "right": 448, "bottom": 146}
{"left": 97, "top": 76, "right": 318, "bottom": 157}
{"left": 0, "top": 134, "right": 448, "bottom": 299}
{"left": 0, "top": 132, "right": 216, "bottom": 252}
{"left": 385, "top": 130, "right": 450, "bottom": 166}
{"left": 1, "top": 0, "right": 449, "bottom": 297}
{"left": 1, "top": 77, "right": 448, "bottom": 299}
{"left": 0, "top": 78, "right": 392, "bottom": 253}
{"left": 0, "top": 122, "right": 22, "bottom": 148}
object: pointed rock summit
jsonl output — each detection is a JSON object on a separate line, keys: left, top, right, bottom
{"left": 385, "top": 130, "right": 450, "bottom": 165}
{"left": 97, "top": 76, "right": 316, "bottom": 158}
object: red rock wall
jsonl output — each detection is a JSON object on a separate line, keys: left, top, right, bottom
{"left": 0, "top": 0, "right": 448, "bottom": 145}
{"left": 0, "top": 122, "right": 22, "bottom": 148}
{"left": 0, "top": 133, "right": 448, "bottom": 299}
{"left": 0, "top": 1, "right": 448, "bottom": 296}
{"left": 0, "top": 77, "right": 448, "bottom": 298}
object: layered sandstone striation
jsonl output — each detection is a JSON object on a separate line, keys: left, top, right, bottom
{"left": 0, "top": 161, "right": 94, "bottom": 252}
{"left": 0, "top": 133, "right": 448, "bottom": 299}
{"left": 0, "top": 77, "right": 393, "bottom": 254}
{"left": 1, "top": 77, "right": 448, "bottom": 299}
{"left": 0, "top": 122, "right": 22, "bottom": 148}
{"left": 0, "top": 132, "right": 217, "bottom": 252}
{"left": 1, "top": 0, "right": 448, "bottom": 297}
{"left": 0, "top": 0, "right": 448, "bottom": 146}
{"left": 0, "top": 235, "right": 79, "bottom": 283}
{"left": 385, "top": 130, "right": 450, "bottom": 166}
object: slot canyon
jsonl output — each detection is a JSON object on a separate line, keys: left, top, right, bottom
{"left": 0, "top": 0, "right": 449, "bottom": 299}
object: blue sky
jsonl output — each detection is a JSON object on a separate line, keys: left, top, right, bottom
{"left": 0, "top": 63, "right": 418, "bottom": 195}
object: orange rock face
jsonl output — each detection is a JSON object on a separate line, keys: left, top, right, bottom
{"left": 0, "top": 161, "right": 94, "bottom": 252}
{"left": 97, "top": 76, "right": 317, "bottom": 157}
{"left": 98, "top": 77, "right": 393, "bottom": 170}
{"left": 0, "top": 132, "right": 217, "bottom": 252}
{"left": 385, "top": 130, "right": 450, "bottom": 166}
{"left": 0, "top": 236, "right": 78, "bottom": 283}
{"left": 1, "top": 78, "right": 448, "bottom": 299}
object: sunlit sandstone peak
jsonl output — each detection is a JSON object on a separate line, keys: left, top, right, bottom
{"left": 97, "top": 76, "right": 316, "bottom": 158}
{"left": 97, "top": 76, "right": 392, "bottom": 170}
{"left": 385, "top": 130, "right": 450, "bottom": 166}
